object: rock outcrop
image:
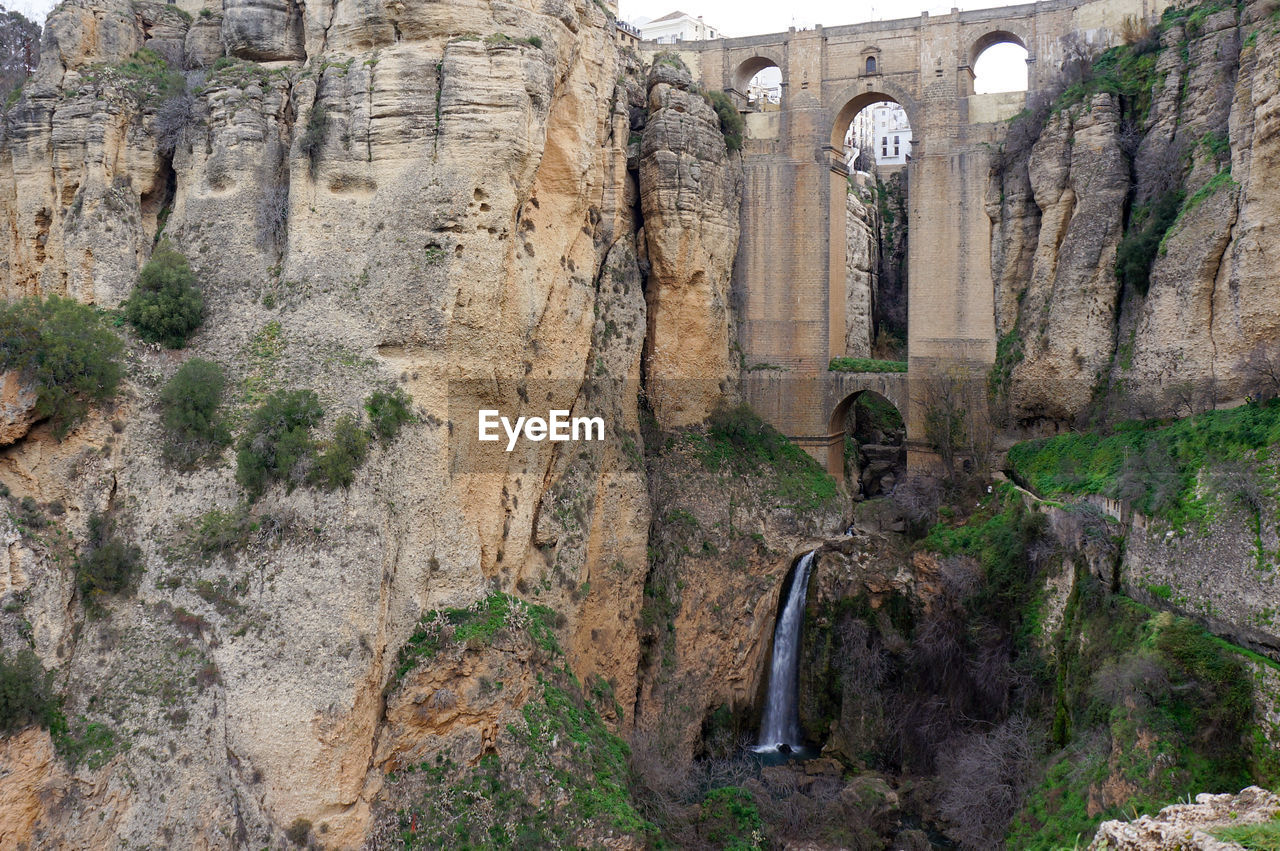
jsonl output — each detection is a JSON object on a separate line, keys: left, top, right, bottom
{"left": 1089, "top": 786, "right": 1280, "bottom": 849}
{"left": 989, "top": 1, "right": 1280, "bottom": 424}
{"left": 639, "top": 60, "right": 742, "bottom": 428}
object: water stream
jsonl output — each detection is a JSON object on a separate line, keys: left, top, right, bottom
{"left": 754, "top": 550, "right": 816, "bottom": 752}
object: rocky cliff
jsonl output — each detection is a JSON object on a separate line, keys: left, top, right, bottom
{"left": 989, "top": 1, "right": 1280, "bottom": 426}
{"left": 0, "top": 0, "right": 752, "bottom": 846}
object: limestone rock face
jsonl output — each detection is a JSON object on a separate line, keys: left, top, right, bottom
{"left": 990, "top": 2, "right": 1280, "bottom": 423}
{"left": 0, "top": 372, "right": 38, "bottom": 446}
{"left": 0, "top": 728, "right": 67, "bottom": 848}
{"left": 844, "top": 186, "right": 878, "bottom": 359}
{"left": 1088, "top": 786, "right": 1280, "bottom": 849}
{"left": 1005, "top": 95, "right": 1129, "bottom": 423}
{"left": 639, "top": 62, "right": 742, "bottom": 428}
{"left": 0, "top": 0, "right": 710, "bottom": 846}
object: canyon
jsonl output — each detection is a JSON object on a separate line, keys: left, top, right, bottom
{"left": 0, "top": 0, "right": 1276, "bottom": 848}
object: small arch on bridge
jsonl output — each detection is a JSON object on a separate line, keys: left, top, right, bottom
{"left": 733, "top": 56, "right": 784, "bottom": 106}
{"left": 969, "top": 31, "right": 1030, "bottom": 93}
{"left": 827, "top": 388, "right": 906, "bottom": 489}
{"left": 828, "top": 84, "right": 920, "bottom": 150}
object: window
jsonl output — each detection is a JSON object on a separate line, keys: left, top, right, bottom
{"left": 866, "top": 56, "right": 877, "bottom": 74}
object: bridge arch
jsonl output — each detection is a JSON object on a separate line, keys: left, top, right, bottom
{"left": 822, "top": 373, "right": 909, "bottom": 480}
{"left": 967, "top": 29, "right": 1029, "bottom": 71}
{"left": 732, "top": 53, "right": 784, "bottom": 94}
{"left": 827, "top": 81, "right": 921, "bottom": 149}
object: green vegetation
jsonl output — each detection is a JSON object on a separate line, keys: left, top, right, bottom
{"left": 392, "top": 593, "right": 560, "bottom": 684}
{"left": 125, "top": 242, "right": 205, "bottom": 348}
{"left": 686, "top": 403, "right": 838, "bottom": 512}
{"left": 0, "top": 294, "right": 123, "bottom": 438}
{"left": 1008, "top": 398, "right": 1280, "bottom": 528}
{"left": 1054, "top": 34, "right": 1163, "bottom": 126}
{"left": 1164, "top": 168, "right": 1237, "bottom": 249}
{"left": 387, "top": 596, "right": 649, "bottom": 847}
{"left": 829, "top": 357, "right": 908, "bottom": 373}
{"left": 299, "top": 103, "right": 329, "bottom": 178}
{"left": 0, "top": 649, "right": 58, "bottom": 734}
{"left": 652, "top": 50, "right": 687, "bottom": 71}
{"left": 183, "top": 505, "right": 259, "bottom": 557}
{"left": 1011, "top": 594, "right": 1262, "bottom": 848}
{"left": 76, "top": 512, "right": 142, "bottom": 615}
{"left": 112, "top": 48, "right": 184, "bottom": 104}
{"left": 364, "top": 387, "right": 414, "bottom": 444}
{"left": 989, "top": 329, "right": 1024, "bottom": 398}
{"left": 699, "top": 787, "right": 765, "bottom": 850}
{"left": 1212, "top": 814, "right": 1280, "bottom": 849}
{"left": 704, "top": 89, "right": 744, "bottom": 153}
{"left": 235, "top": 389, "right": 324, "bottom": 499}
{"left": 158, "top": 358, "right": 230, "bottom": 466}
{"left": 308, "top": 413, "right": 368, "bottom": 490}
{"left": 1116, "top": 190, "right": 1183, "bottom": 295}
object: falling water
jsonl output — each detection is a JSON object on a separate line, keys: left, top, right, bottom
{"left": 755, "top": 550, "right": 816, "bottom": 751}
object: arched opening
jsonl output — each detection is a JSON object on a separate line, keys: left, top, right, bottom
{"left": 865, "top": 55, "right": 877, "bottom": 75}
{"left": 832, "top": 94, "right": 911, "bottom": 368}
{"left": 970, "top": 32, "right": 1029, "bottom": 93}
{"left": 828, "top": 390, "right": 905, "bottom": 498}
{"left": 733, "top": 57, "right": 782, "bottom": 108}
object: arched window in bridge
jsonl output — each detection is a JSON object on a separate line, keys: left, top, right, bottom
{"left": 972, "top": 36, "right": 1029, "bottom": 93}
{"left": 865, "top": 55, "right": 877, "bottom": 75}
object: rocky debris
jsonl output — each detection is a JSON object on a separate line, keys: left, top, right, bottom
{"left": 1089, "top": 786, "right": 1280, "bottom": 849}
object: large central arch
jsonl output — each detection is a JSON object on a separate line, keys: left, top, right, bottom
{"left": 827, "top": 81, "right": 922, "bottom": 150}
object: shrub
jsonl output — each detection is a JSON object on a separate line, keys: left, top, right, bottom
{"left": 158, "top": 358, "right": 230, "bottom": 466}
{"left": 828, "top": 357, "right": 907, "bottom": 373}
{"left": 308, "top": 413, "right": 369, "bottom": 489}
{"left": 235, "top": 389, "right": 323, "bottom": 499}
{"left": 704, "top": 89, "right": 744, "bottom": 153}
{"left": 299, "top": 103, "right": 328, "bottom": 178}
{"left": 76, "top": 512, "right": 143, "bottom": 614}
{"left": 1115, "top": 191, "right": 1182, "bottom": 296}
{"left": 125, "top": 242, "right": 205, "bottom": 348}
{"left": 0, "top": 295, "right": 123, "bottom": 438}
{"left": 364, "top": 387, "right": 414, "bottom": 444}
{"left": 154, "top": 91, "right": 195, "bottom": 155}
{"left": 285, "top": 818, "right": 312, "bottom": 846}
{"left": 185, "top": 505, "right": 258, "bottom": 557}
{"left": 0, "top": 649, "right": 57, "bottom": 734}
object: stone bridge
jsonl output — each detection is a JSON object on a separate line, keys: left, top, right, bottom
{"left": 643, "top": 0, "right": 1170, "bottom": 476}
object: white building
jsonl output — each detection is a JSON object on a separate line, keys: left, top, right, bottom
{"left": 634, "top": 10, "right": 722, "bottom": 43}
{"left": 845, "top": 102, "right": 912, "bottom": 170}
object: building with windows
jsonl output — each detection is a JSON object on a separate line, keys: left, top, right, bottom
{"left": 634, "top": 10, "right": 722, "bottom": 43}
{"left": 845, "top": 102, "right": 912, "bottom": 170}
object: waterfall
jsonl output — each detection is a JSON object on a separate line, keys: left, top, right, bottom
{"left": 755, "top": 550, "right": 816, "bottom": 752}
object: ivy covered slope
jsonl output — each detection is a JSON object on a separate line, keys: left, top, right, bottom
{"left": 901, "top": 484, "right": 1280, "bottom": 849}
{"left": 369, "top": 593, "right": 650, "bottom": 849}
{"left": 1010, "top": 399, "right": 1280, "bottom": 657}
{"left": 988, "top": 0, "right": 1280, "bottom": 427}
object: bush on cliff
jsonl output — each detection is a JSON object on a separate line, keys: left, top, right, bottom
{"left": 125, "top": 242, "right": 205, "bottom": 348}
{"left": 76, "top": 512, "right": 143, "bottom": 615}
{"left": 307, "top": 413, "right": 368, "bottom": 490}
{"left": 0, "top": 294, "right": 123, "bottom": 438}
{"left": 158, "top": 358, "right": 230, "bottom": 466}
{"left": 0, "top": 649, "right": 58, "bottom": 734}
{"left": 236, "top": 389, "right": 323, "bottom": 499}
{"left": 704, "top": 89, "right": 744, "bottom": 152}
{"left": 364, "top": 387, "right": 414, "bottom": 444}
{"left": 693, "top": 403, "right": 837, "bottom": 511}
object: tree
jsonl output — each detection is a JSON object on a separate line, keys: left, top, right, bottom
{"left": 125, "top": 242, "right": 205, "bottom": 348}
{"left": 158, "top": 358, "right": 230, "bottom": 466}
{"left": 0, "top": 8, "right": 39, "bottom": 107}
{"left": 1241, "top": 339, "right": 1280, "bottom": 401}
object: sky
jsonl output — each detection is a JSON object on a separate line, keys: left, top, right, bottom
{"left": 7, "top": 0, "right": 52, "bottom": 24}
